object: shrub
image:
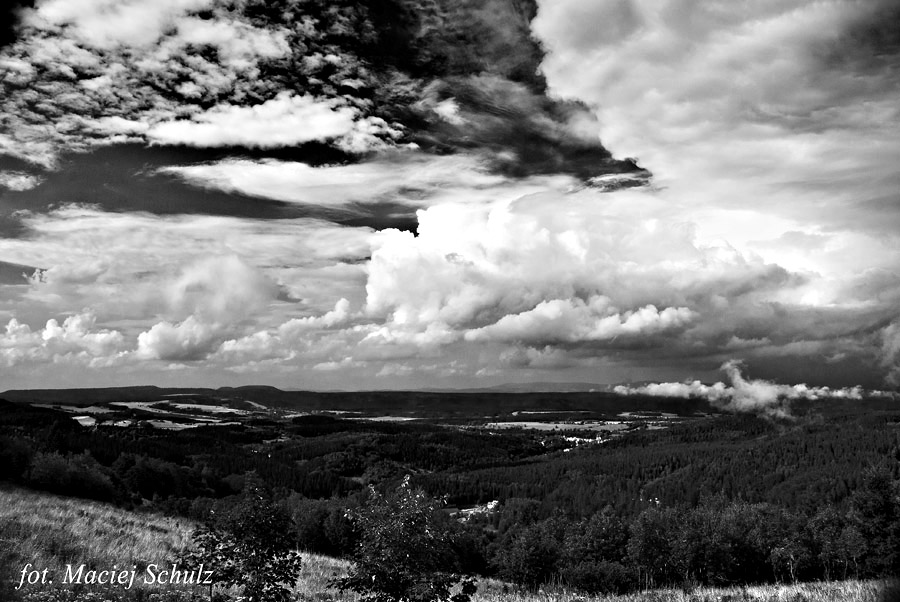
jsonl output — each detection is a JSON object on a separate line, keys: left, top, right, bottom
{"left": 179, "top": 479, "right": 302, "bottom": 602}
{"left": 332, "top": 476, "right": 476, "bottom": 602}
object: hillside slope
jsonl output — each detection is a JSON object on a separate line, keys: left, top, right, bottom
{"left": 0, "top": 485, "right": 890, "bottom": 602}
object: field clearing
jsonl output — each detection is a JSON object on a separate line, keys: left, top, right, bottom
{"left": 485, "top": 421, "right": 630, "bottom": 432}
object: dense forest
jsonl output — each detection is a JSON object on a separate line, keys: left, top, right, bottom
{"left": 2, "top": 394, "right": 900, "bottom": 593}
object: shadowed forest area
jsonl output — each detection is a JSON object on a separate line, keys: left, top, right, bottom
{"left": 2, "top": 392, "right": 900, "bottom": 600}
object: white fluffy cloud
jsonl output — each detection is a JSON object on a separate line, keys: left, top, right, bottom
{"left": 148, "top": 93, "right": 367, "bottom": 149}
{"left": 166, "top": 255, "right": 278, "bottom": 323}
{"left": 134, "top": 255, "right": 279, "bottom": 361}
{"left": 30, "top": 0, "right": 215, "bottom": 48}
{"left": 159, "top": 153, "right": 513, "bottom": 207}
{"left": 173, "top": 16, "right": 289, "bottom": 68}
{"left": 614, "top": 360, "right": 877, "bottom": 418}
{"left": 465, "top": 297, "right": 693, "bottom": 344}
{"left": 0, "top": 171, "right": 43, "bottom": 191}
{"left": 135, "top": 316, "right": 222, "bottom": 361}
{"left": 0, "top": 311, "right": 125, "bottom": 367}
{"left": 362, "top": 190, "right": 801, "bottom": 350}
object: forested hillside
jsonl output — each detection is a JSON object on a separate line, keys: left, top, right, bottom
{"left": 3, "top": 393, "right": 900, "bottom": 594}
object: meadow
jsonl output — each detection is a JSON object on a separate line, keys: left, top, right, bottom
{"left": 0, "top": 485, "right": 893, "bottom": 602}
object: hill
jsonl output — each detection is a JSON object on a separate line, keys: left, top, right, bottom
{"left": 0, "top": 485, "right": 889, "bottom": 602}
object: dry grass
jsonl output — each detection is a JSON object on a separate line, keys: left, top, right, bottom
{"left": 296, "top": 558, "right": 891, "bottom": 602}
{"left": 0, "top": 484, "right": 198, "bottom": 598}
{"left": 0, "top": 485, "right": 893, "bottom": 602}
{"left": 471, "top": 579, "right": 888, "bottom": 602}
{"left": 0, "top": 484, "right": 194, "bottom": 571}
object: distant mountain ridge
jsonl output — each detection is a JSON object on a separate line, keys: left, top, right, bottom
{"left": 1, "top": 385, "right": 713, "bottom": 416}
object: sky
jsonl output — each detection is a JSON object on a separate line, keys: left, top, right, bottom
{"left": 0, "top": 0, "right": 899, "bottom": 395}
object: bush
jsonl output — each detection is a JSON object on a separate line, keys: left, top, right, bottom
{"left": 560, "top": 560, "right": 634, "bottom": 595}
{"left": 180, "top": 479, "right": 302, "bottom": 602}
{"left": 332, "top": 476, "right": 476, "bottom": 602}
{"left": 27, "top": 452, "right": 115, "bottom": 502}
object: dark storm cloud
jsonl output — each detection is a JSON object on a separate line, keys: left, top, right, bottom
{"left": 0, "top": 1, "right": 34, "bottom": 48}
{"left": 820, "top": 0, "right": 900, "bottom": 72}
{"left": 0, "top": 0, "right": 642, "bottom": 182}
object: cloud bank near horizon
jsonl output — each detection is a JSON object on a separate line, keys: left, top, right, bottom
{"left": 614, "top": 360, "right": 889, "bottom": 419}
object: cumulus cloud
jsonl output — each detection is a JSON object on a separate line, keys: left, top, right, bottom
{"left": 614, "top": 360, "right": 876, "bottom": 418}
{"left": 172, "top": 16, "right": 289, "bottom": 68}
{"left": 166, "top": 255, "right": 277, "bottom": 323}
{"left": 135, "top": 315, "right": 221, "bottom": 361}
{"left": 0, "top": 311, "right": 125, "bottom": 367}
{"left": 465, "top": 297, "right": 693, "bottom": 344}
{"left": 30, "top": 0, "right": 214, "bottom": 49}
{"left": 278, "top": 298, "right": 351, "bottom": 336}
{"left": 361, "top": 189, "right": 810, "bottom": 358}
{"left": 134, "top": 255, "right": 280, "bottom": 362}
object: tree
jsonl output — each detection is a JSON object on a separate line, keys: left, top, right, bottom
{"left": 848, "top": 465, "right": 900, "bottom": 576}
{"left": 180, "top": 477, "right": 302, "bottom": 602}
{"left": 559, "top": 510, "right": 633, "bottom": 594}
{"left": 627, "top": 506, "right": 682, "bottom": 588}
{"left": 496, "top": 519, "right": 562, "bottom": 590}
{"left": 333, "top": 476, "right": 476, "bottom": 602}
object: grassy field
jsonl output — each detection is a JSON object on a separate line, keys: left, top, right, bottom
{"left": 0, "top": 485, "right": 893, "bottom": 602}
{"left": 0, "top": 484, "right": 200, "bottom": 600}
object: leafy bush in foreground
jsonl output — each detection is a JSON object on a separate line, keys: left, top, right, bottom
{"left": 333, "top": 476, "right": 476, "bottom": 602}
{"left": 180, "top": 478, "right": 302, "bottom": 602}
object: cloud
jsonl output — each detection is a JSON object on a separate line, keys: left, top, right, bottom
{"left": 147, "top": 92, "right": 370, "bottom": 149}
{"left": 465, "top": 297, "right": 693, "bottom": 345}
{"left": 135, "top": 315, "right": 221, "bottom": 361}
{"left": 0, "top": 1, "right": 404, "bottom": 165}
{"left": 533, "top": 0, "right": 900, "bottom": 185}
{"left": 172, "top": 16, "right": 289, "bottom": 69}
{"left": 0, "top": 311, "right": 125, "bottom": 367}
{"left": 134, "top": 255, "right": 280, "bottom": 362}
{"left": 531, "top": 1, "right": 900, "bottom": 237}
{"left": 527, "top": 0, "right": 900, "bottom": 385}
{"left": 0, "top": 205, "right": 371, "bottom": 318}
{"left": 278, "top": 298, "right": 351, "bottom": 336}
{"left": 166, "top": 255, "right": 278, "bottom": 323}
{"left": 0, "top": 1, "right": 34, "bottom": 48}
{"left": 361, "top": 189, "right": 810, "bottom": 356}
{"left": 614, "top": 360, "right": 876, "bottom": 418}
{"left": 880, "top": 321, "right": 900, "bottom": 386}
{"left": 0, "top": 170, "right": 42, "bottom": 191}
{"left": 30, "top": 0, "right": 214, "bottom": 49}
{"left": 158, "top": 152, "right": 523, "bottom": 207}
